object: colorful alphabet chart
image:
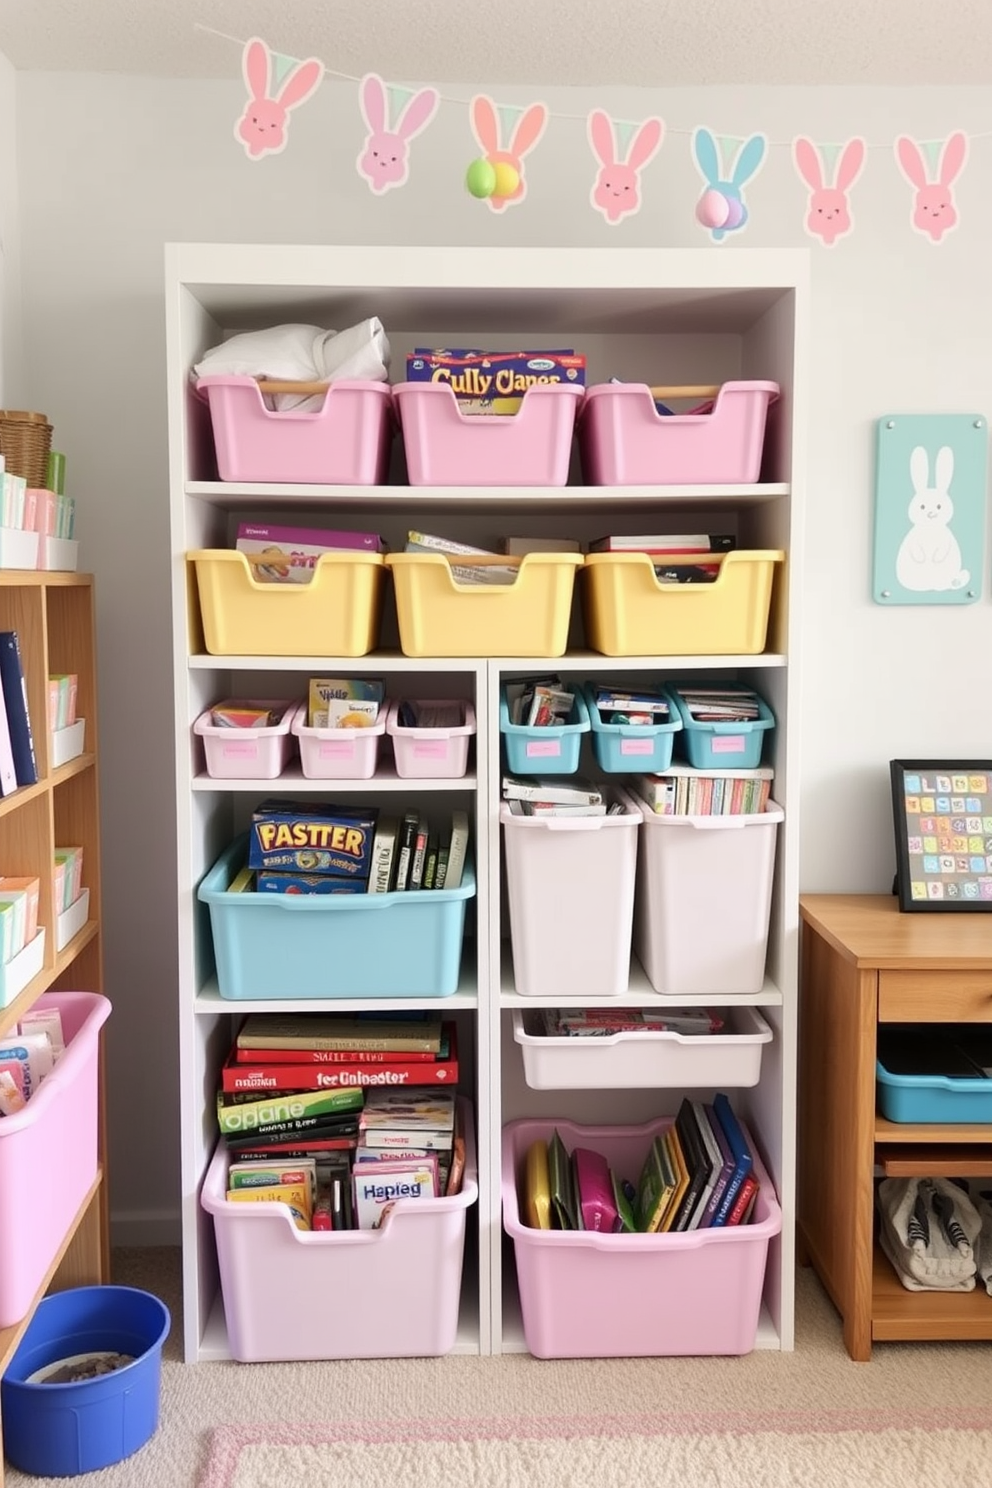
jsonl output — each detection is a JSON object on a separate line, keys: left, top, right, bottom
{"left": 896, "top": 766, "right": 992, "bottom": 907}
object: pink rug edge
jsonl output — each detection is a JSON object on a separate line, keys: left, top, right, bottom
{"left": 199, "top": 1406, "right": 992, "bottom": 1488}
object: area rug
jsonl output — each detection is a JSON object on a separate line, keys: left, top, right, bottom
{"left": 201, "top": 1407, "right": 992, "bottom": 1488}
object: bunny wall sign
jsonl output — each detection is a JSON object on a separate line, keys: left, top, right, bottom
{"left": 792, "top": 137, "right": 866, "bottom": 246}
{"left": 235, "top": 38, "right": 324, "bottom": 159}
{"left": 587, "top": 111, "right": 664, "bottom": 225}
{"left": 357, "top": 74, "right": 440, "bottom": 193}
{"left": 894, "top": 132, "right": 968, "bottom": 243}
{"left": 873, "top": 415, "right": 987, "bottom": 606}
{"left": 692, "top": 128, "right": 766, "bottom": 241}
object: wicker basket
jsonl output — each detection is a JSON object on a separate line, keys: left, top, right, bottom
{"left": 0, "top": 410, "right": 53, "bottom": 488}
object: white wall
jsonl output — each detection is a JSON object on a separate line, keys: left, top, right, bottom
{"left": 13, "top": 74, "right": 992, "bottom": 1240}
{"left": 0, "top": 50, "right": 22, "bottom": 403}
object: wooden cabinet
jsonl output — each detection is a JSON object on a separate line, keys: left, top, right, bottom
{"left": 799, "top": 893, "right": 992, "bottom": 1360}
{"left": 0, "top": 573, "right": 106, "bottom": 1483}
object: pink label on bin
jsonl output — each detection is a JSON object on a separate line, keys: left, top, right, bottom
{"left": 222, "top": 742, "right": 257, "bottom": 759}
{"left": 620, "top": 738, "right": 654, "bottom": 756}
{"left": 711, "top": 735, "right": 746, "bottom": 754}
{"left": 527, "top": 739, "right": 562, "bottom": 757}
{"left": 414, "top": 741, "right": 447, "bottom": 759}
{"left": 320, "top": 741, "right": 355, "bottom": 759}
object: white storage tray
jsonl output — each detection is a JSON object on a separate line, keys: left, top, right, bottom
{"left": 51, "top": 718, "right": 85, "bottom": 769}
{"left": 56, "top": 887, "right": 89, "bottom": 953}
{"left": 0, "top": 930, "right": 46, "bottom": 1011}
{"left": 512, "top": 1004, "right": 773, "bottom": 1089}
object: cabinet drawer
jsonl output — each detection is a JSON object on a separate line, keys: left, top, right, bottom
{"left": 879, "top": 970, "right": 992, "bottom": 1023}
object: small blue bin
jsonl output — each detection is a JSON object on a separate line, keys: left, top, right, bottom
{"left": 876, "top": 1061, "right": 992, "bottom": 1124}
{"left": 198, "top": 837, "right": 475, "bottom": 999}
{"left": 1, "top": 1286, "right": 170, "bottom": 1477}
{"left": 583, "top": 684, "right": 682, "bottom": 774}
{"left": 500, "top": 686, "right": 590, "bottom": 776}
{"left": 670, "top": 684, "right": 775, "bottom": 769}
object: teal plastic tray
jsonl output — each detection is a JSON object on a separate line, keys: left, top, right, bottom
{"left": 876, "top": 1060, "right": 992, "bottom": 1124}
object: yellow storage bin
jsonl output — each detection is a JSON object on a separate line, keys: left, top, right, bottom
{"left": 582, "top": 550, "right": 784, "bottom": 657}
{"left": 385, "top": 553, "right": 583, "bottom": 658}
{"left": 188, "top": 550, "right": 385, "bottom": 657}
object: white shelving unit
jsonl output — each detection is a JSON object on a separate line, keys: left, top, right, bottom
{"left": 166, "top": 242, "right": 807, "bottom": 1363}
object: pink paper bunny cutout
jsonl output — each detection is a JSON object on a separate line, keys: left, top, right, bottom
{"left": 792, "top": 136, "right": 865, "bottom": 246}
{"left": 357, "top": 74, "right": 440, "bottom": 193}
{"left": 587, "top": 111, "right": 664, "bottom": 225}
{"left": 470, "top": 95, "right": 548, "bottom": 212}
{"left": 895, "top": 132, "right": 968, "bottom": 243}
{"left": 235, "top": 38, "right": 324, "bottom": 160}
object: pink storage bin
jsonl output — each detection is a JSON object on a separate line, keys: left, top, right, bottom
{"left": 386, "top": 699, "right": 476, "bottom": 779}
{"left": 393, "top": 382, "right": 583, "bottom": 486}
{"left": 502, "top": 1113, "right": 781, "bottom": 1358}
{"left": 291, "top": 701, "right": 387, "bottom": 780}
{"left": 579, "top": 381, "right": 779, "bottom": 485}
{"left": 201, "top": 1097, "right": 478, "bottom": 1361}
{"left": 194, "top": 376, "right": 393, "bottom": 484}
{"left": 193, "top": 699, "right": 299, "bottom": 780}
{"left": 0, "top": 991, "right": 111, "bottom": 1328}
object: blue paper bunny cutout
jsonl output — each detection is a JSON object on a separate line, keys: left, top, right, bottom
{"left": 693, "top": 128, "right": 766, "bottom": 241}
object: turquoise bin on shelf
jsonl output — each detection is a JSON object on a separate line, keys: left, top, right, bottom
{"left": 669, "top": 684, "right": 775, "bottom": 769}
{"left": 500, "top": 686, "right": 590, "bottom": 776}
{"left": 584, "top": 683, "right": 682, "bottom": 773}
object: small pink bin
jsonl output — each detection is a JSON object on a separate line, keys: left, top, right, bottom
{"left": 202, "top": 1096, "right": 478, "bottom": 1360}
{"left": 194, "top": 699, "right": 299, "bottom": 780}
{"left": 502, "top": 1113, "right": 781, "bottom": 1358}
{"left": 579, "top": 381, "right": 779, "bottom": 485}
{"left": 393, "top": 382, "right": 583, "bottom": 486}
{"left": 292, "top": 701, "right": 387, "bottom": 780}
{"left": 0, "top": 991, "right": 111, "bottom": 1328}
{"left": 386, "top": 699, "right": 476, "bottom": 779}
{"left": 195, "top": 376, "right": 393, "bottom": 484}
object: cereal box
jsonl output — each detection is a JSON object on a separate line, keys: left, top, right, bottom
{"left": 406, "top": 348, "right": 586, "bottom": 415}
{"left": 247, "top": 799, "right": 377, "bottom": 878}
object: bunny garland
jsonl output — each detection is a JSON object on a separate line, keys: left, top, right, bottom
{"left": 587, "top": 112, "right": 664, "bottom": 225}
{"left": 235, "top": 38, "right": 324, "bottom": 160}
{"left": 469, "top": 95, "right": 549, "bottom": 212}
{"left": 692, "top": 129, "right": 766, "bottom": 241}
{"left": 792, "top": 137, "right": 865, "bottom": 246}
{"left": 356, "top": 74, "right": 440, "bottom": 194}
{"left": 894, "top": 133, "right": 968, "bottom": 244}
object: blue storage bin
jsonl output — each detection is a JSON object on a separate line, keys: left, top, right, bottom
{"left": 1, "top": 1286, "right": 170, "bottom": 1477}
{"left": 670, "top": 684, "right": 775, "bottom": 769}
{"left": 583, "top": 683, "right": 682, "bottom": 774}
{"left": 876, "top": 1061, "right": 992, "bottom": 1124}
{"left": 198, "top": 837, "right": 475, "bottom": 999}
{"left": 500, "top": 686, "right": 590, "bottom": 776}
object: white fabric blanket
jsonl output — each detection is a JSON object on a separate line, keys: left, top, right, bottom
{"left": 193, "top": 319, "right": 390, "bottom": 409}
{"left": 877, "top": 1176, "right": 980, "bottom": 1291}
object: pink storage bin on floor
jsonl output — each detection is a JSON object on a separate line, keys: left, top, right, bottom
{"left": 386, "top": 699, "right": 476, "bottom": 779}
{"left": 502, "top": 1113, "right": 781, "bottom": 1358}
{"left": 579, "top": 381, "right": 779, "bottom": 485}
{"left": 291, "top": 701, "right": 387, "bottom": 780}
{"left": 201, "top": 1097, "right": 478, "bottom": 1361}
{"left": 393, "top": 382, "right": 583, "bottom": 486}
{"left": 193, "top": 699, "right": 299, "bottom": 780}
{"left": 0, "top": 991, "right": 111, "bottom": 1328}
{"left": 195, "top": 376, "right": 393, "bottom": 484}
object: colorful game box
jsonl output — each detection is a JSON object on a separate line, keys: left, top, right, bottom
{"left": 405, "top": 348, "right": 586, "bottom": 415}
{"left": 247, "top": 799, "right": 377, "bottom": 879}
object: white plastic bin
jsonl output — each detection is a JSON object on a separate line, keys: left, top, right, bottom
{"left": 633, "top": 797, "right": 784, "bottom": 996}
{"left": 194, "top": 700, "right": 298, "bottom": 780}
{"left": 512, "top": 1004, "right": 773, "bottom": 1089}
{"left": 501, "top": 792, "right": 640, "bottom": 997}
{"left": 201, "top": 1097, "right": 477, "bottom": 1360}
{"left": 291, "top": 702, "right": 387, "bottom": 780}
{"left": 386, "top": 699, "right": 476, "bottom": 779}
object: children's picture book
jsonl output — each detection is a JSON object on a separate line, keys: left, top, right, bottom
{"left": 223, "top": 1025, "right": 459, "bottom": 1093}
{"left": 225, "top": 1180, "right": 312, "bottom": 1231}
{"left": 548, "top": 1129, "right": 580, "bottom": 1230}
{"left": 359, "top": 1087, "right": 456, "bottom": 1131}
{"left": 712, "top": 1092, "right": 755, "bottom": 1227}
{"left": 572, "top": 1147, "right": 617, "bottom": 1232}
{"left": 235, "top": 522, "right": 383, "bottom": 583}
{"left": 352, "top": 1157, "right": 438, "bottom": 1229}
{"left": 523, "top": 1138, "right": 552, "bottom": 1229}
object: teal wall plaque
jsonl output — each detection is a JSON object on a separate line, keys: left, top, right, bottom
{"left": 872, "top": 414, "right": 986, "bottom": 605}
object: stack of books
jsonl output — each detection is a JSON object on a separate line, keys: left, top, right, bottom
{"left": 353, "top": 1086, "right": 463, "bottom": 1228}
{"left": 537, "top": 1007, "right": 724, "bottom": 1038}
{"left": 631, "top": 766, "right": 773, "bottom": 816}
{"left": 219, "top": 1014, "right": 464, "bottom": 1232}
{"left": 589, "top": 532, "right": 736, "bottom": 584}
{"left": 504, "top": 674, "right": 575, "bottom": 727}
{"left": 675, "top": 685, "right": 762, "bottom": 723}
{"left": 503, "top": 775, "right": 618, "bottom": 818}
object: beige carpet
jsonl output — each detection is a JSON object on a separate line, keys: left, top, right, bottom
{"left": 6, "top": 1247, "right": 992, "bottom": 1488}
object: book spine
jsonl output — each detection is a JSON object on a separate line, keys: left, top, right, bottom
{"left": 0, "top": 632, "right": 37, "bottom": 787}
{"left": 368, "top": 816, "right": 398, "bottom": 895}
{"left": 217, "top": 1085, "right": 362, "bottom": 1134}
{"left": 409, "top": 816, "right": 429, "bottom": 889}
{"left": 394, "top": 810, "right": 420, "bottom": 891}
{"left": 445, "top": 809, "right": 469, "bottom": 890}
{"left": 0, "top": 660, "right": 17, "bottom": 796}
{"left": 234, "top": 1043, "right": 439, "bottom": 1065}
{"left": 222, "top": 1056, "right": 459, "bottom": 1092}
{"left": 223, "top": 1116, "right": 361, "bottom": 1147}
{"left": 726, "top": 1171, "right": 759, "bottom": 1226}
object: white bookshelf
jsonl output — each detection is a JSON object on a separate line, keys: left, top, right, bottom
{"left": 165, "top": 242, "right": 807, "bottom": 1362}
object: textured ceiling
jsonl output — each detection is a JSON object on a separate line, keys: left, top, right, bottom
{"left": 0, "top": 0, "right": 991, "bottom": 84}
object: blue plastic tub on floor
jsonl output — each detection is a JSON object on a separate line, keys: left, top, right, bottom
{"left": 500, "top": 686, "right": 590, "bottom": 775}
{"left": 199, "top": 836, "right": 476, "bottom": 999}
{"left": 0, "top": 1285, "right": 170, "bottom": 1477}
